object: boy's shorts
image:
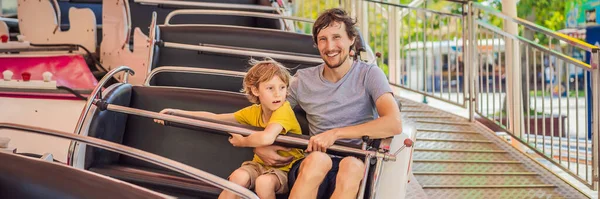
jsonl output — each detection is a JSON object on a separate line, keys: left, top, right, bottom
{"left": 237, "top": 161, "right": 289, "bottom": 194}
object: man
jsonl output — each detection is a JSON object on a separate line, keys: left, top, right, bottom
{"left": 254, "top": 8, "right": 402, "bottom": 199}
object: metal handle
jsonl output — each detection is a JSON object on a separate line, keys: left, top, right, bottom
{"left": 471, "top": 1, "right": 599, "bottom": 52}
{"left": 164, "top": 9, "right": 313, "bottom": 26}
{"left": 393, "top": 138, "right": 414, "bottom": 157}
{"left": 476, "top": 20, "right": 594, "bottom": 70}
{"left": 145, "top": 66, "right": 245, "bottom": 86}
{"left": 163, "top": 42, "right": 323, "bottom": 63}
{"left": 134, "top": 0, "right": 278, "bottom": 12}
{"left": 0, "top": 123, "right": 259, "bottom": 199}
{"left": 74, "top": 66, "right": 135, "bottom": 135}
{"left": 96, "top": 101, "right": 399, "bottom": 161}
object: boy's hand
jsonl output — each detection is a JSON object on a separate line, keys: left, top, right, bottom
{"left": 229, "top": 134, "right": 246, "bottom": 147}
{"left": 153, "top": 108, "right": 177, "bottom": 125}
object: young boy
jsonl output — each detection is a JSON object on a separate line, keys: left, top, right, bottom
{"left": 154, "top": 59, "right": 304, "bottom": 199}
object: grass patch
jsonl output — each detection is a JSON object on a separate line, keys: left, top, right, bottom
{"left": 487, "top": 109, "right": 550, "bottom": 118}
{"left": 529, "top": 90, "right": 586, "bottom": 97}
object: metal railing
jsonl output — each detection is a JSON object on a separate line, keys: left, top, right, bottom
{"left": 470, "top": 1, "right": 600, "bottom": 189}
{"left": 292, "top": 0, "right": 467, "bottom": 107}
{"left": 290, "top": 0, "right": 600, "bottom": 192}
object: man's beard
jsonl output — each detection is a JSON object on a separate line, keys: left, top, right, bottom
{"left": 324, "top": 52, "right": 348, "bottom": 69}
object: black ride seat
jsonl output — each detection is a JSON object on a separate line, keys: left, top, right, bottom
{"left": 148, "top": 25, "right": 321, "bottom": 91}
{"left": 84, "top": 84, "right": 362, "bottom": 198}
{"left": 0, "top": 152, "right": 164, "bottom": 199}
{"left": 152, "top": 25, "right": 320, "bottom": 72}
{"left": 129, "top": 0, "right": 282, "bottom": 36}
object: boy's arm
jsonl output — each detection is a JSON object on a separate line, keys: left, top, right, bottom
{"left": 177, "top": 110, "right": 238, "bottom": 123}
{"left": 155, "top": 109, "right": 237, "bottom": 124}
{"left": 230, "top": 123, "right": 283, "bottom": 147}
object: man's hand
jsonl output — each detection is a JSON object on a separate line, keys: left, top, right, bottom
{"left": 306, "top": 129, "right": 339, "bottom": 153}
{"left": 254, "top": 145, "right": 293, "bottom": 167}
{"left": 153, "top": 108, "right": 178, "bottom": 125}
{"left": 229, "top": 134, "right": 246, "bottom": 147}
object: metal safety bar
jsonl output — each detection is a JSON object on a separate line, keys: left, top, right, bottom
{"left": 0, "top": 122, "right": 259, "bottom": 199}
{"left": 134, "top": 0, "right": 278, "bottom": 12}
{"left": 164, "top": 9, "right": 313, "bottom": 27}
{"left": 162, "top": 42, "right": 323, "bottom": 63}
{"left": 144, "top": 66, "right": 245, "bottom": 86}
{"left": 93, "top": 99, "right": 404, "bottom": 161}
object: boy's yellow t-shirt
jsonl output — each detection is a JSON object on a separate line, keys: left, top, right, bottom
{"left": 233, "top": 101, "right": 304, "bottom": 172}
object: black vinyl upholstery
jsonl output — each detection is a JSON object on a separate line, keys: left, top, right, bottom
{"left": 85, "top": 83, "right": 132, "bottom": 169}
{"left": 149, "top": 72, "right": 244, "bottom": 93}
{"left": 0, "top": 152, "right": 163, "bottom": 199}
{"left": 159, "top": 25, "right": 319, "bottom": 55}
{"left": 154, "top": 25, "right": 320, "bottom": 72}
{"left": 150, "top": 25, "right": 320, "bottom": 90}
{"left": 129, "top": 0, "right": 281, "bottom": 35}
{"left": 118, "top": 86, "right": 254, "bottom": 178}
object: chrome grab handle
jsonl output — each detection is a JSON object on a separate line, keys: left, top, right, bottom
{"left": 74, "top": 66, "right": 135, "bottom": 135}
{"left": 164, "top": 9, "right": 313, "bottom": 26}
{"left": 144, "top": 66, "right": 246, "bottom": 86}
{"left": 94, "top": 100, "right": 406, "bottom": 162}
{"left": 1, "top": 122, "right": 259, "bottom": 199}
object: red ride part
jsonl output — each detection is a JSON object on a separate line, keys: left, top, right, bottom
{"left": 0, "top": 35, "right": 8, "bottom": 43}
{"left": 21, "top": 72, "right": 31, "bottom": 81}
{"left": 403, "top": 138, "right": 413, "bottom": 147}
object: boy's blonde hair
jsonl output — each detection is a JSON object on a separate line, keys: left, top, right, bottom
{"left": 242, "top": 58, "right": 291, "bottom": 104}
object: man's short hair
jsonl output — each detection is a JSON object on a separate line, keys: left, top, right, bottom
{"left": 242, "top": 58, "right": 291, "bottom": 104}
{"left": 312, "top": 8, "right": 358, "bottom": 45}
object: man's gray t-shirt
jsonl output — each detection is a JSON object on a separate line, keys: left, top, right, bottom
{"left": 287, "top": 60, "right": 393, "bottom": 145}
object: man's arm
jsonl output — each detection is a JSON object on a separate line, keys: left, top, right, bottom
{"left": 334, "top": 93, "right": 402, "bottom": 139}
{"left": 229, "top": 123, "right": 283, "bottom": 147}
{"left": 306, "top": 93, "right": 402, "bottom": 152}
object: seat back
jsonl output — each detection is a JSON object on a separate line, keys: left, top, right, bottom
{"left": 130, "top": 0, "right": 281, "bottom": 35}
{"left": 153, "top": 25, "right": 320, "bottom": 72}
{"left": 148, "top": 25, "right": 320, "bottom": 90}
{"left": 57, "top": 1, "right": 103, "bottom": 44}
{"left": 148, "top": 71, "right": 244, "bottom": 93}
{"left": 0, "top": 152, "right": 163, "bottom": 199}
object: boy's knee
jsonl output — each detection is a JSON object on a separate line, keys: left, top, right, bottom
{"left": 300, "top": 152, "right": 332, "bottom": 174}
{"left": 229, "top": 169, "right": 251, "bottom": 187}
{"left": 255, "top": 174, "right": 278, "bottom": 191}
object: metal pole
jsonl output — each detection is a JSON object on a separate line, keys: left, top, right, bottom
{"left": 357, "top": 1, "right": 369, "bottom": 46}
{"left": 592, "top": 50, "right": 600, "bottom": 191}
{"left": 389, "top": 5, "right": 398, "bottom": 84}
{"left": 467, "top": 2, "right": 476, "bottom": 122}
{"left": 503, "top": 0, "right": 521, "bottom": 135}
{"left": 357, "top": 155, "right": 372, "bottom": 199}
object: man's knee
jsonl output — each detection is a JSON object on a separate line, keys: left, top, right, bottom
{"left": 338, "top": 157, "right": 365, "bottom": 179}
{"left": 299, "top": 152, "right": 333, "bottom": 175}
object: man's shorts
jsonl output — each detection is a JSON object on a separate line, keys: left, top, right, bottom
{"left": 288, "top": 157, "right": 343, "bottom": 199}
{"left": 237, "top": 161, "right": 289, "bottom": 194}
